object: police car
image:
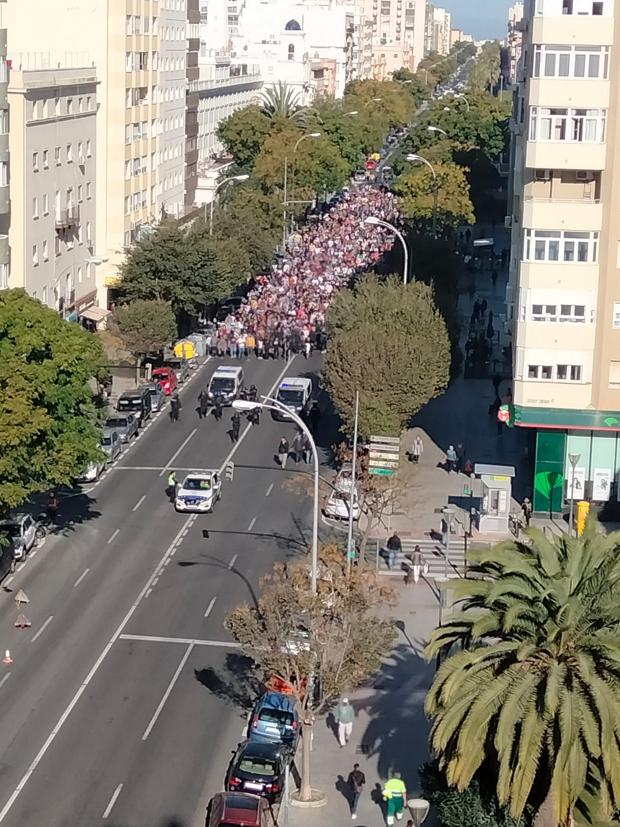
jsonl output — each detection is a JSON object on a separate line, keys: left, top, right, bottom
{"left": 272, "top": 377, "right": 313, "bottom": 422}
{"left": 207, "top": 365, "right": 244, "bottom": 406}
{"left": 175, "top": 470, "right": 222, "bottom": 513}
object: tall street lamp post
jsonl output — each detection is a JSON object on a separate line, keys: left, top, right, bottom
{"left": 233, "top": 396, "right": 320, "bottom": 594}
{"left": 568, "top": 452, "right": 581, "bottom": 536}
{"left": 208, "top": 174, "right": 249, "bottom": 236}
{"left": 363, "top": 216, "right": 410, "bottom": 284}
{"left": 406, "top": 152, "right": 438, "bottom": 239}
{"left": 283, "top": 132, "right": 321, "bottom": 245}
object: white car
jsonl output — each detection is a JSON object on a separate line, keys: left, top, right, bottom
{"left": 79, "top": 457, "right": 107, "bottom": 482}
{"left": 175, "top": 470, "right": 222, "bottom": 513}
{"left": 323, "top": 463, "right": 361, "bottom": 521}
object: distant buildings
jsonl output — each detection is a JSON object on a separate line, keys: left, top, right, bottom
{"left": 505, "top": 2, "right": 524, "bottom": 85}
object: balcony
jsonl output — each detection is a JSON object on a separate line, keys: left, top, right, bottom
{"left": 0, "top": 234, "right": 8, "bottom": 265}
{"left": 515, "top": 319, "right": 596, "bottom": 352}
{"left": 517, "top": 260, "right": 599, "bottom": 292}
{"left": 532, "top": 15, "right": 613, "bottom": 47}
{"left": 528, "top": 78, "right": 610, "bottom": 110}
{"left": 55, "top": 205, "right": 80, "bottom": 230}
{"left": 525, "top": 141, "right": 607, "bottom": 171}
{"left": 523, "top": 196, "right": 602, "bottom": 231}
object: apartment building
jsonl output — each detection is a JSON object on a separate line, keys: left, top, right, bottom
{"left": 158, "top": 0, "right": 187, "bottom": 217}
{"left": 185, "top": 0, "right": 200, "bottom": 207}
{"left": 7, "top": 64, "right": 99, "bottom": 322}
{"left": 430, "top": 6, "right": 451, "bottom": 54}
{"left": 0, "top": 0, "right": 8, "bottom": 290}
{"left": 363, "top": 0, "right": 426, "bottom": 79}
{"left": 507, "top": 0, "right": 620, "bottom": 513}
{"left": 506, "top": 2, "right": 525, "bottom": 84}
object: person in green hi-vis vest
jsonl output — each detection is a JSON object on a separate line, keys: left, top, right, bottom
{"left": 382, "top": 772, "right": 407, "bottom": 825}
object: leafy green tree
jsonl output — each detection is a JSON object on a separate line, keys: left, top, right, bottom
{"left": 119, "top": 223, "right": 246, "bottom": 330}
{"left": 469, "top": 42, "right": 502, "bottom": 92}
{"left": 395, "top": 160, "right": 475, "bottom": 232}
{"left": 0, "top": 290, "right": 103, "bottom": 512}
{"left": 345, "top": 78, "right": 416, "bottom": 129}
{"left": 226, "top": 545, "right": 395, "bottom": 802}
{"left": 211, "top": 186, "right": 281, "bottom": 273}
{"left": 110, "top": 299, "right": 176, "bottom": 374}
{"left": 324, "top": 275, "right": 451, "bottom": 437}
{"left": 425, "top": 521, "right": 620, "bottom": 827}
{"left": 216, "top": 105, "right": 272, "bottom": 169}
{"left": 391, "top": 68, "right": 429, "bottom": 106}
{"left": 261, "top": 81, "right": 302, "bottom": 121}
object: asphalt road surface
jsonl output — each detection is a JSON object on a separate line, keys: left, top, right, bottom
{"left": 0, "top": 352, "right": 333, "bottom": 827}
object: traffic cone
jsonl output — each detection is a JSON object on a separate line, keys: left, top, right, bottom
{"left": 3, "top": 650, "right": 12, "bottom": 664}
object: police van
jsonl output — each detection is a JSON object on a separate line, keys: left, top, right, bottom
{"left": 272, "top": 377, "right": 313, "bottom": 421}
{"left": 207, "top": 365, "right": 244, "bottom": 406}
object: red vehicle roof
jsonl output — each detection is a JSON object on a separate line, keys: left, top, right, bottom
{"left": 209, "top": 792, "right": 266, "bottom": 827}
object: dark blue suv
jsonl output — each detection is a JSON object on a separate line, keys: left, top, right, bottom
{"left": 247, "top": 692, "right": 300, "bottom": 750}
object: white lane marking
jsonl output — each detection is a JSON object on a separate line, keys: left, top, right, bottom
{"left": 120, "top": 634, "right": 240, "bottom": 648}
{"left": 204, "top": 597, "right": 217, "bottom": 618}
{"left": 142, "top": 643, "right": 194, "bottom": 741}
{"left": 0, "top": 673, "right": 11, "bottom": 690}
{"left": 159, "top": 428, "right": 197, "bottom": 477}
{"left": 228, "top": 553, "right": 238, "bottom": 571}
{"left": 132, "top": 495, "right": 146, "bottom": 512}
{"left": 29, "top": 550, "right": 38, "bottom": 559}
{"left": 107, "top": 529, "right": 120, "bottom": 545}
{"left": 265, "top": 483, "right": 274, "bottom": 497}
{"left": 73, "top": 569, "right": 90, "bottom": 588}
{"left": 247, "top": 516, "right": 256, "bottom": 532}
{"left": 3, "top": 576, "right": 13, "bottom": 587}
{"left": 113, "top": 466, "right": 211, "bottom": 472}
{"left": 16, "top": 563, "right": 25, "bottom": 573}
{"left": 0, "top": 514, "right": 195, "bottom": 824}
{"left": 145, "top": 588, "right": 153, "bottom": 599}
{"left": 31, "top": 616, "right": 54, "bottom": 644}
{"left": 102, "top": 784, "right": 123, "bottom": 819}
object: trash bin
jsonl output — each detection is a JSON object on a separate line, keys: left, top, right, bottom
{"left": 576, "top": 500, "right": 590, "bottom": 537}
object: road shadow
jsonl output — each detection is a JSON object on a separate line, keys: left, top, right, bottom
{"left": 358, "top": 642, "right": 434, "bottom": 791}
{"left": 194, "top": 651, "right": 262, "bottom": 713}
{"left": 177, "top": 552, "right": 260, "bottom": 608}
{"left": 27, "top": 488, "right": 101, "bottom": 535}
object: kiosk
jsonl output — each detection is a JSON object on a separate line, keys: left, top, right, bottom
{"left": 474, "top": 463, "right": 516, "bottom": 534}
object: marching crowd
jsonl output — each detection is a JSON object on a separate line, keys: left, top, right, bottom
{"left": 212, "top": 186, "right": 400, "bottom": 358}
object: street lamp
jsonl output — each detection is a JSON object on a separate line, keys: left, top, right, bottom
{"left": 454, "top": 93, "right": 470, "bottom": 112}
{"left": 568, "top": 452, "right": 581, "bottom": 536}
{"left": 233, "top": 397, "right": 320, "bottom": 595}
{"left": 406, "top": 153, "right": 438, "bottom": 239}
{"left": 344, "top": 110, "right": 359, "bottom": 116}
{"left": 408, "top": 798, "right": 431, "bottom": 826}
{"left": 442, "top": 505, "right": 455, "bottom": 583}
{"left": 364, "top": 216, "right": 410, "bottom": 284}
{"left": 283, "top": 132, "right": 321, "bottom": 245}
{"left": 208, "top": 174, "right": 249, "bottom": 236}
{"left": 427, "top": 124, "right": 448, "bottom": 138}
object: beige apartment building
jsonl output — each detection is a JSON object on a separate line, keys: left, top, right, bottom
{"left": 7, "top": 64, "right": 100, "bottom": 322}
{"left": 0, "top": 0, "right": 8, "bottom": 290}
{"left": 507, "top": 0, "right": 620, "bottom": 513}
{"left": 363, "top": 0, "right": 427, "bottom": 78}
{"left": 7, "top": 0, "right": 166, "bottom": 304}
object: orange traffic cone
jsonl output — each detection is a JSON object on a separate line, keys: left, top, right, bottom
{"left": 3, "top": 650, "right": 12, "bottom": 665}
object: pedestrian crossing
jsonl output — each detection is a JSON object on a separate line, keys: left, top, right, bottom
{"left": 375, "top": 537, "right": 467, "bottom": 579}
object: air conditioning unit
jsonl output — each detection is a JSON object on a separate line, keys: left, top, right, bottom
{"left": 534, "top": 168, "right": 551, "bottom": 181}
{"left": 576, "top": 170, "right": 594, "bottom": 181}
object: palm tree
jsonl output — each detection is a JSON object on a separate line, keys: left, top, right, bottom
{"left": 425, "top": 521, "right": 620, "bottom": 827}
{"left": 261, "top": 81, "right": 302, "bottom": 121}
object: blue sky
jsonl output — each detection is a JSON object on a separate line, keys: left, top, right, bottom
{"left": 440, "top": 0, "right": 512, "bottom": 40}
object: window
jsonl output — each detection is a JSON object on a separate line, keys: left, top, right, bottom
{"left": 67, "top": 98, "right": 73, "bottom": 114}
{"left": 77, "top": 266, "right": 82, "bottom": 283}
{"left": 86, "top": 182, "right": 92, "bottom": 199}
{"left": 42, "top": 286, "right": 47, "bottom": 305}
{"left": 533, "top": 45, "right": 609, "bottom": 79}
{"left": 55, "top": 146, "right": 61, "bottom": 165}
{"left": 86, "top": 222, "right": 92, "bottom": 245}
{"left": 33, "top": 152, "right": 39, "bottom": 171}
{"left": 43, "top": 194, "right": 49, "bottom": 215}
{"left": 528, "top": 363, "right": 582, "bottom": 381}
{"left": 32, "top": 244, "right": 39, "bottom": 266}
{"left": 42, "top": 240, "right": 48, "bottom": 261}
{"left": 86, "top": 139, "right": 92, "bottom": 157}
{"left": 66, "top": 144, "right": 73, "bottom": 163}
{"left": 524, "top": 229, "right": 599, "bottom": 263}
{"left": 529, "top": 107, "right": 606, "bottom": 143}
{"left": 32, "top": 197, "right": 38, "bottom": 219}
{"left": 43, "top": 149, "right": 49, "bottom": 169}
{"left": 78, "top": 185, "right": 83, "bottom": 202}
{"left": 609, "top": 361, "right": 620, "bottom": 388}
{"left": 0, "top": 161, "right": 7, "bottom": 187}
{"left": 613, "top": 302, "right": 620, "bottom": 329}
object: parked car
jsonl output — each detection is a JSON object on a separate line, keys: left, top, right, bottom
{"left": 104, "top": 413, "right": 139, "bottom": 443}
{"left": 152, "top": 366, "right": 178, "bottom": 396}
{"left": 226, "top": 741, "right": 287, "bottom": 802}
{"left": 207, "top": 792, "right": 271, "bottom": 827}
{"left": 0, "top": 513, "right": 40, "bottom": 556}
{"left": 79, "top": 456, "right": 107, "bottom": 483}
{"left": 175, "top": 470, "right": 222, "bottom": 513}
{"left": 248, "top": 691, "right": 300, "bottom": 749}
{"left": 101, "top": 428, "right": 122, "bottom": 462}
{"left": 117, "top": 387, "right": 152, "bottom": 426}
{"left": 164, "top": 357, "right": 190, "bottom": 384}
{"left": 142, "top": 380, "right": 166, "bottom": 412}
{"left": 323, "top": 462, "right": 361, "bottom": 520}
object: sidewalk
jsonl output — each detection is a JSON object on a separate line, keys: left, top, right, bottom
{"left": 288, "top": 577, "right": 439, "bottom": 827}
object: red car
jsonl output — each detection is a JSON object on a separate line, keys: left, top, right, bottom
{"left": 365, "top": 158, "right": 378, "bottom": 171}
{"left": 207, "top": 792, "right": 270, "bottom": 827}
{"left": 152, "top": 366, "right": 178, "bottom": 396}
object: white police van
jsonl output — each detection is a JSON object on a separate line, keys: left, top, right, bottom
{"left": 272, "top": 377, "right": 313, "bottom": 422}
{"left": 207, "top": 365, "right": 244, "bottom": 406}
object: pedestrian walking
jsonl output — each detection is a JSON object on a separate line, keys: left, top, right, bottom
{"left": 386, "top": 532, "right": 402, "bottom": 570}
{"left": 382, "top": 772, "right": 407, "bottom": 826}
{"left": 408, "top": 544, "right": 426, "bottom": 584}
{"left": 212, "top": 399, "right": 223, "bottom": 421}
{"left": 445, "top": 445, "right": 457, "bottom": 473}
{"left": 278, "top": 437, "right": 289, "bottom": 469}
{"left": 347, "top": 763, "right": 366, "bottom": 820}
{"left": 292, "top": 431, "right": 303, "bottom": 463}
{"left": 308, "top": 401, "right": 320, "bottom": 434}
{"left": 456, "top": 443, "right": 465, "bottom": 474}
{"left": 248, "top": 406, "right": 260, "bottom": 426}
{"left": 46, "top": 492, "right": 60, "bottom": 525}
{"left": 521, "top": 497, "right": 532, "bottom": 528}
{"left": 334, "top": 696, "right": 355, "bottom": 747}
{"left": 166, "top": 471, "right": 178, "bottom": 503}
{"left": 230, "top": 411, "right": 241, "bottom": 443}
{"left": 169, "top": 391, "right": 181, "bottom": 422}
{"left": 492, "top": 373, "right": 502, "bottom": 394}
{"left": 301, "top": 434, "right": 312, "bottom": 465}
{"left": 198, "top": 390, "right": 209, "bottom": 419}
{"left": 411, "top": 436, "right": 423, "bottom": 464}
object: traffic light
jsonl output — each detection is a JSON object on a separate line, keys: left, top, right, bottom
{"left": 225, "top": 461, "right": 234, "bottom": 481}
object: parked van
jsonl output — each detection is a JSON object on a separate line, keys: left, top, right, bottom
{"left": 272, "top": 377, "right": 312, "bottom": 422}
{"left": 117, "top": 386, "right": 152, "bottom": 426}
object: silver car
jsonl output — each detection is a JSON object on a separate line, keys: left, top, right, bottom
{"left": 142, "top": 381, "right": 165, "bottom": 412}
{"left": 101, "top": 428, "right": 122, "bottom": 462}
{"left": 104, "top": 413, "right": 139, "bottom": 443}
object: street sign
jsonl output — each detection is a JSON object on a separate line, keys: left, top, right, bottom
{"left": 369, "top": 434, "right": 400, "bottom": 476}
{"left": 14, "top": 590, "right": 29, "bottom": 606}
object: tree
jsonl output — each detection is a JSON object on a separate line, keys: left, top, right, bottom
{"left": 216, "top": 105, "right": 272, "bottom": 169}
{"left": 110, "top": 299, "right": 176, "bottom": 378}
{"left": 226, "top": 546, "right": 395, "bottom": 801}
{"left": 261, "top": 81, "right": 302, "bottom": 121}
{"left": 119, "top": 223, "right": 246, "bottom": 331}
{"left": 391, "top": 68, "right": 429, "bottom": 106}
{"left": 425, "top": 521, "right": 620, "bottom": 827}
{"left": 211, "top": 186, "right": 282, "bottom": 273}
{"left": 324, "top": 275, "right": 451, "bottom": 438}
{"left": 0, "top": 290, "right": 103, "bottom": 514}
{"left": 469, "top": 42, "right": 502, "bottom": 93}
{"left": 395, "top": 161, "right": 475, "bottom": 232}
{"left": 345, "top": 79, "right": 416, "bottom": 129}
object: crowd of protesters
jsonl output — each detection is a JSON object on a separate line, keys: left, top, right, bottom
{"left": 211, "top": 186, "right": 399, "bottom": 358}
